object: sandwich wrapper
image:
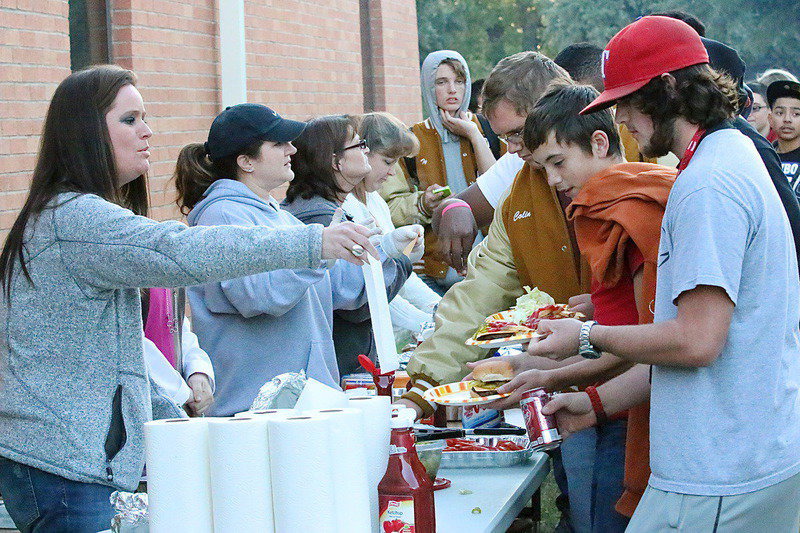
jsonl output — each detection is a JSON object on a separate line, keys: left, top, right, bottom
{"left": 250, "top": 370, "right": 307, "bottom": 410}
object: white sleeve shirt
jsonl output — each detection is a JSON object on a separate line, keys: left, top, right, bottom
{"left": 475, "top": 152, "right": 526, "bottom": 209}
{"left": 142, "top": 317, "right": 215, "bottom": 406}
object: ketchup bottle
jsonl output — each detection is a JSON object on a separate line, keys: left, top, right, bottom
{"left": 378, "top": 410, "right": 436, "bottom": 533}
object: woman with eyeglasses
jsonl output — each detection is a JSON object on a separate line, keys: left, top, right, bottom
{"left": 380, "top": 50, "right": 505, "bottom": 294}
{"left": 283, "top": 115, "right": 419, "bottom": 375}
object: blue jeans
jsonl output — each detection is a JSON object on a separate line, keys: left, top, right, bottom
{"left": 0, "top": 456, "right": 114, "bottom": 533}
{"left": 560, "top": 418, "right": 629, "bottom": 533}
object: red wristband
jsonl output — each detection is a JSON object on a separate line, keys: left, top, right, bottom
{"left": 440, "top": 200, "right": 472, "bottom": 217}
{"left": 585, "top": 385, "right": 608, "bottom": 424}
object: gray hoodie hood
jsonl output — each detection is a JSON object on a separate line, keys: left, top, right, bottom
{"left": 188, "top": 179, "right": 276, "bottom": 227}
{"left": 421, "top": 50, "right": 472, "bottom": 144}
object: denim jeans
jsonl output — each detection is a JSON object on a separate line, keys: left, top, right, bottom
{"left": 0, "top": 456, "right": 114, "bottom": 533}
{"left": 560, "top": 418, "right": 629, "bottom": 533}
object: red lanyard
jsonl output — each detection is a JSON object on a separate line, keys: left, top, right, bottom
{"left": 676, "top": 127, "right": 706, "bottom": 175}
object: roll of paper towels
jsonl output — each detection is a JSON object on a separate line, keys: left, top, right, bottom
{"left": 347, "top": 395, "right": 391, "bottom": 532}
{"left": 293, "top": 378, "right": 349, "bottom": 411}
{"left": 268, "top": 415, "right": 337, "bottom": 533}
{"left": 306, "top": 409, "right": 371, "bottom": 533}
{"left": 145, "top": 418, "right": 213, "bottom": 533}
{"left": 233, "top": 408, "right": 296, "bottom": 419}
{"left": 207, "top": 417, "right": 274, "bottom": 533}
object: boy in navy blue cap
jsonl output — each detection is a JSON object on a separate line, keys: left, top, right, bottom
{"left": 768, "top": 80, "right": 800, "bottom": 190}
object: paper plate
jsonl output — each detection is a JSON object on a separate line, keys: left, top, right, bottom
{"left": 423, "top": 381, "right": 511, "bottom": 406}
{"left": 466, "top": 310, "right": 543, "bottom": 349}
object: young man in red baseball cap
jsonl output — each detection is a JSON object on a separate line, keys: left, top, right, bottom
{"left": 528, "top": 15, "right": 800, "bottom": 531}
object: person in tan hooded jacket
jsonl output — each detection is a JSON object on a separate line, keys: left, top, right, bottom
{"left": 380, "top": 50, "right": 503, "bottom": 292}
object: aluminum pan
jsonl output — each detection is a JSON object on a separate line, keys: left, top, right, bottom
{"left": 440, "top": 436, "right": 533, "bottom": 468}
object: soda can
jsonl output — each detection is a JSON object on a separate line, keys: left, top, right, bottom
{"left": 519, "top": 388, "right": 562, "bottom": 450}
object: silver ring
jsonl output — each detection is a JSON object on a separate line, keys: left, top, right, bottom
{"left": 351, "top": 244, "right": 365, "bottom": 257}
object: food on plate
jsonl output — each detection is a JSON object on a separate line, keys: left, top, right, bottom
{"left": 469, "top": 359, "right": 513, "bottom": 398}
{"left": 521, "top": 303, "right": 585, "bottom": 329}
{"left": 472, "top": 319, "right": 531, "bottom": 341}
{"left": 470, "top": 288, "right": 585, "bottom": 345}
{"left": 511, "top": 286, "right": 555, "bottom": 323}
{"left": 443, "top": 438, "right": 525, "bottom": 452}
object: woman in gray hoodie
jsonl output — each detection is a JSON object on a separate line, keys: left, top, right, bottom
{"left": 0, "top": 66, "right": 376, "bottom": 532}
{"left": 177, "top": 106, "right": 412, "bottom": 416}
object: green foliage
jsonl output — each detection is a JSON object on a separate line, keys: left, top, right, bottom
{"left": 416, "top": 0, "right": 544, "bottom": 79}
{"left": 416, "top": 0, "right": 800, "bottom": 83}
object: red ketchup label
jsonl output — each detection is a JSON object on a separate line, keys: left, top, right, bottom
{"left": 379, "top": 495, "right": 415, "bottom": 532}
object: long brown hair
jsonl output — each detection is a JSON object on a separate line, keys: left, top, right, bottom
{"left": 284, "top": 115, "right": 358, "bottom": 204}
{"left": 173, "top": 140, "right": 263, "bottom": 215}
{"left": 0, "top": 65, "right": 148, "bottom": 298}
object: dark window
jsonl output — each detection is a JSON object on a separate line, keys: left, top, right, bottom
{"left": 68, "top": 0, "right": 112, "bottom": 71}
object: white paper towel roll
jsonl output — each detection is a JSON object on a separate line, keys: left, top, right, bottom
{"left": 306, "top": 409, "right": 372, "bottom": 533}
{"left": 347, "top": 396, "right": 391, "bottom": 533}
{"left": 268, "top": 415, "right": 337, "bottom": 533}
{"left": 145, "top": 418, "right": 213, "bottom": 533}
{"left": 233, "top": 408, "right": 296, "bottom": 419}
{"left": 293, "top": 378, "right": 349, "bottom": 411}
{"left": 207, "top": 417, "right": 274, "bottom": 533}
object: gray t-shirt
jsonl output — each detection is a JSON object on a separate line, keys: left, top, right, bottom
{"left": 651, "top": 128, "right": 800, "bottom": 496}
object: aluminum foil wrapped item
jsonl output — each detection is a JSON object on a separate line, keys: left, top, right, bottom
{"left": 110, "top": 491, "right": 148, "bottom": 533}
{"left": 250, "top": 370, "right": 307, "bottom": 410}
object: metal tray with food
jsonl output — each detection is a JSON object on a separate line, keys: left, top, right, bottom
{"left": 440, "top": 436, "right": 533, "bottom": 468}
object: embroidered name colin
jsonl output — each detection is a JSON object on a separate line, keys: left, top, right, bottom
{"left": 513, "top": 210, "right": 531, "bottom": 221}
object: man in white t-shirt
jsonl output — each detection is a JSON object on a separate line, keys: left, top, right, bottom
{"left": 530, "top": 16, "right": 800, "bottom": 531}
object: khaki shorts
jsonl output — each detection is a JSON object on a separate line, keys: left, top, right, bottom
{"left": 626, "top": 470, "right": 800, "bottom": 532}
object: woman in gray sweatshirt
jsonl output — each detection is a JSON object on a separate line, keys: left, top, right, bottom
{"left": 0, "top": 65, "right": 376, "bottom": 532}
{"left": 177, "top": 105, "right": 413, "bottom": 416}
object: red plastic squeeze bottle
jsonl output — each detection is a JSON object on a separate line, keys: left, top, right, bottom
{"left": 378, "top": 410, "right": 436, "bottom": 533}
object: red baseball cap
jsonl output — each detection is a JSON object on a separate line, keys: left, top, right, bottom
{"left": 580, "top": 16, "right": 709, "bottom": 115}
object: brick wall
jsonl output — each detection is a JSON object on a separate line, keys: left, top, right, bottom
{"left": 0, "top": 0, "right": 71, "bottom": 241}
{"left": 365, "top": 0, "right": 422, "bottom": 127}
{"left": 0, "top": 0, "right": 422, "bottom": 235}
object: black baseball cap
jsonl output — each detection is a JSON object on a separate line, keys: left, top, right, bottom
{"left": 204, "top": 103, "right": 306, "bottom": 161}
{"left": 767, "top": 80, "right": 800, "bottom": 107}
{"left": 702, "top": 38, "right": 745, "bottom": 88}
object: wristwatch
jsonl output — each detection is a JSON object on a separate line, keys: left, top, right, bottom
{"left": 579, "top": 320, "right": 600, "bottom": 359}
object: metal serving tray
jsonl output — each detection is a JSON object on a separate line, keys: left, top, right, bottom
{"left": 440, "top": 436, "right": 533, "bottom": 468}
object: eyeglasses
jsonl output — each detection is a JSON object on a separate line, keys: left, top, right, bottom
{"left": 500, "top": 129, "right": 523, "bottom": 144}
{"left": 338, "top": 139, "right": 368, "bottom": 153}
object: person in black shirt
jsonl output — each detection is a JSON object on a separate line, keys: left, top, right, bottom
{"left": 768, "top": 80, "right": 800, "bottom": 193}
{"left": 703, "top": 40, "right": 800, "bottom": 271}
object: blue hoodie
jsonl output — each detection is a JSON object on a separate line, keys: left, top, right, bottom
{"left": 187, "top": 179, "right": 401, "bottom": 416}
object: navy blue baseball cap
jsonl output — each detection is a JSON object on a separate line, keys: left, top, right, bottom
{"left": 767, "top": 80, "right": 800, "bottom": 107}
{"left": 204, "top": 103, "right": 306, "bottom": 161}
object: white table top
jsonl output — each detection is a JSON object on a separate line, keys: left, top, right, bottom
{"left": 434, "top": 451, "right": 550, "bottom": 533}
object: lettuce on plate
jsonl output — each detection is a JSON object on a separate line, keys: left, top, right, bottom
{"left": 511, "top": 286, "right": 555, "bottom": 324}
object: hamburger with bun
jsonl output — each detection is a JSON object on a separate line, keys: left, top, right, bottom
{"left": 469, "top": 359, "right": 513, "bottom": 398}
